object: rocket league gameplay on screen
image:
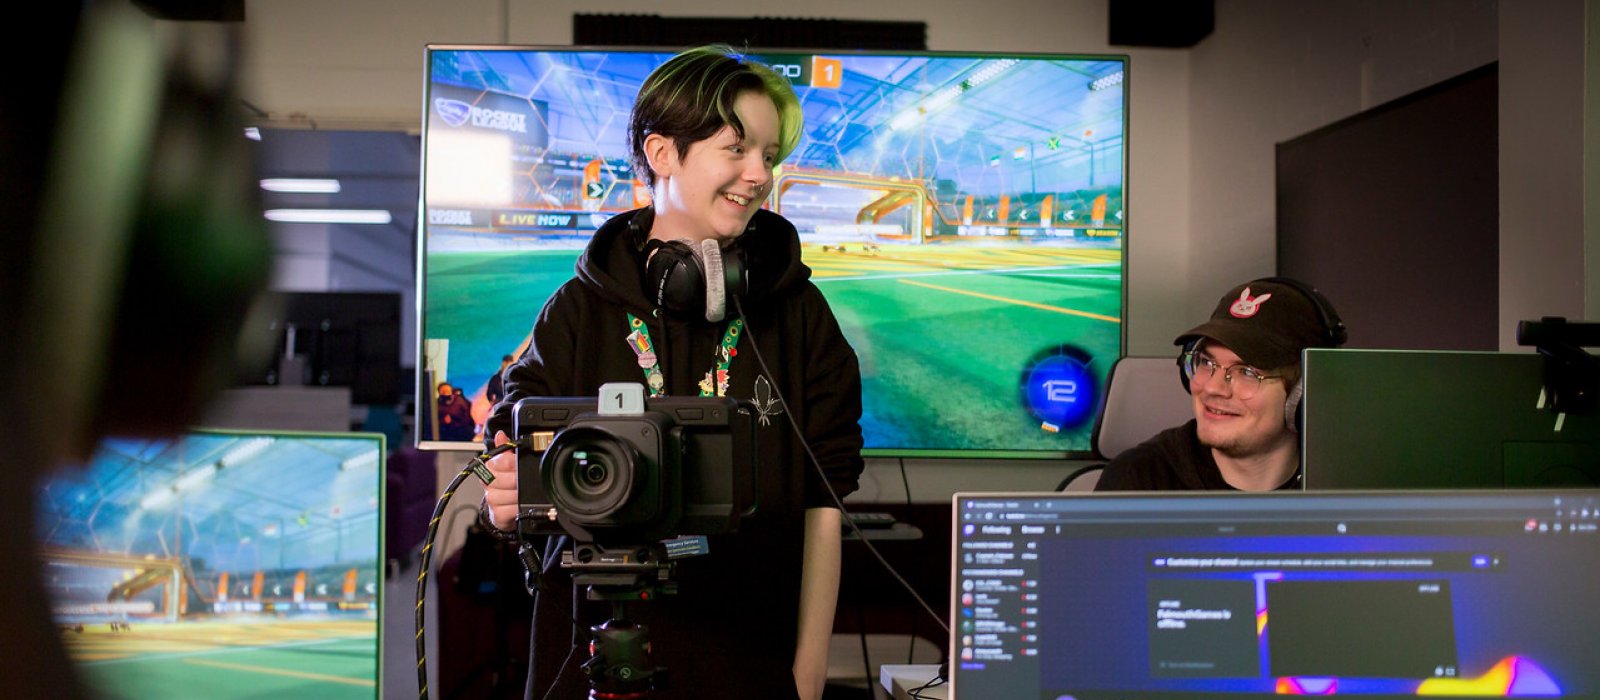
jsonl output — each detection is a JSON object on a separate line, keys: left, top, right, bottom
{"left": 420, "top": 48, "right": 1126, "bottom": 455}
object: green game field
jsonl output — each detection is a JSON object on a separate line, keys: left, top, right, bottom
{"left": 65, "top": 620, "right": 377, "bottom": 699}
{"left": 425, "top": 242, "right": 1122, "bottom": 455}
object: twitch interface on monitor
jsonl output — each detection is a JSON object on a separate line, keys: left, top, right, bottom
{"left": 952, "top": 492, "right": 1600, "bottom": 699}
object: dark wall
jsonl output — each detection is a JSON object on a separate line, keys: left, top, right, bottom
{"left": 1277, "top": 64, "right": 1498, "bottom": 351}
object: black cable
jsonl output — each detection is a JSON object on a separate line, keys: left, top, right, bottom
{"left": 516, "top": 532, "right": 589, "bottom": 700}
{"left": 908, "top": 661, "right": 948, "bottom": 699}
{"left": 733, "top": 296, "right": 950, "bottom": 636}
{"left": 408, "top": 439, "right": 597, "bottom": 700}
{"left": 416, "top": 443, "right": 516, "bottom": 700}
{"left": 538, "top": 610, "right": 581, "bottom": 700}
{"left": 907, "top": 674, "right": 946, "bottom": 699}
{"left": 517, "top": 535, "right": 591, "bottom": 699}
{"left": 535, "top": 558, "right": 585, "bottom": 700}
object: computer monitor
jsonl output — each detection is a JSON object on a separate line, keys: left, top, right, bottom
{"left": 951, "top": 490, "right": 1600, "bottom": 698}
{"left": 237, "top": 291, "right": 403, "bottom": 405}
{"left": 34, "top": 429, "right": 384, "bottom": 699}
{"left": 1300, "top": 349, "right": 1600, "bottom": 489}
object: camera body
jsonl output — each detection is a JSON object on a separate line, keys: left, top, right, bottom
{"left": 513, "top": 393, "right": 758, "bottom": 545}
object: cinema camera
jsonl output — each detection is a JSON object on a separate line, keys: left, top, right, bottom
{"left": 511, "top": 383, "right": 759, "bottom": 695}
{"left": 512, "top": 382, "right": 759, "bottom": 547}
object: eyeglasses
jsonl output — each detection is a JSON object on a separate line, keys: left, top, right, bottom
{"left": 1182, "top": 351, "right": 1281, "bottom": 400}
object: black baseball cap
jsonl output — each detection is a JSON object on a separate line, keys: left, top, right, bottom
{"left": 1175, "top": 278, "right": 1343, "bottom": 369}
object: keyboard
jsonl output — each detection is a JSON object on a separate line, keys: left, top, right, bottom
{"left": 844, "top": 511, "right": 898, "bottom": 530}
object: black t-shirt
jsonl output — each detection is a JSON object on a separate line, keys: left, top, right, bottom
{"left": 1094, "top": 420, "right": 1302, "bottom": 491}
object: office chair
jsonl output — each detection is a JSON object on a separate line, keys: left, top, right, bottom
{"left": 1057, "top": 356, "right": 1195, "bottom": 491}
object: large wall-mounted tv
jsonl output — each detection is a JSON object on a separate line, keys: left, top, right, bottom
{"left": 34, "top": 429, "right": 385, "bottom": 698}
{"left": 418, "top": 46, "right": 1128, "bottom": 457}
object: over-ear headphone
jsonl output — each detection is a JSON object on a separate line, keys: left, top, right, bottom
{"left": 1177, "top": 277, "right": 1346, "bottom": 433}
{"left": 643, "top": 238, "right": 748, "bottom": 322}
{"left": 1256, "top": 276, "right": 1347, "bottom": 347}
{"left": 22, "top": 4, "right": 271, "bottom": 458}
{"left": 3, "top": 11, "right": 269, "bottom": 698}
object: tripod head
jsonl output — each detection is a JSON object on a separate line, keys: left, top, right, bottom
{"left": 584, "top": 617, "right": 657, "bottom": 698}
{"left": 565, "top": 541, "right": 686, "bottom": 698}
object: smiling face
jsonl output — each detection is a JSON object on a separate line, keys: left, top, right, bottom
{"left": 643, "top": 89, "right": 779, "bottom": 245}
{"left": 1189, "top": 341, "right": 1295, "bottom": 459}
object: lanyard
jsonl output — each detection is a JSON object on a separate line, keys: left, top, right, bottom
{"left": 625, "top": 313, "right": 742, "bottom": 397}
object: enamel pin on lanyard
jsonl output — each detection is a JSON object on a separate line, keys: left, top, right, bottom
{"left": 625, "top": 313, "right": 742, "bottom": 398}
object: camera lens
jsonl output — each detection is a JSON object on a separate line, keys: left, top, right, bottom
{"left": 574, "top": 453, "right": 612, "bottom": 494}
{"left": 542, "top": 426, "right": 637, "bottom": 519}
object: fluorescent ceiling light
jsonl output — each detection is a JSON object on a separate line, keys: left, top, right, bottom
{"left": 889, "top": 108, "right": 924, "bottom": 131}
{"left": 261, "top": 178, "right": 341, "bottom": 194}
{"left": 265, "top": 209, "right": 393, "bottom": 225}
{"left": 140, "top": 487, "right": 176, "bottom": 510}
{"left": 923, "top": 88, "right": 960, "bottom": 112}
{"left": 1089, "top": 71, "right": 1125, "bottom": 91}
{"left": 963, "top": 59, "right": 1018, "bottom": 89}
{"left": 244, "top": 127, "right": 261, "bottom": 141}
{"left": 340, "top": 452, "right": 379, "bottom": 471}
{"left": 174, "top": 463, "right": 219, "bottom": 492}
{"left": 890, "top": 59, "right": 1019, "bottom": 132}
{"left": 219, "top": 437, "right": 275, "bottom": 469}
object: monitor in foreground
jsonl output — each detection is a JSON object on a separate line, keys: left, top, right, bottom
{"left": 951, "top": 490, "right": 1600, "bottom": 698}
{"left": 34, "top": 429, "right": 384, "bottom": 699}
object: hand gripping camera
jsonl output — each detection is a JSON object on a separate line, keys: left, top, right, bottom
{"left": 512, "top": 383, "right": 759, "bottom": 545}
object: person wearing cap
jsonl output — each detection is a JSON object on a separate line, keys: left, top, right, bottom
{"left": 1096, "top": 277, "right": 1346, "bottom": 491}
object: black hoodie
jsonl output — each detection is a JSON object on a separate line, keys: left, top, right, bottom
{"left": 484, "top": 207, "right": 864, "bottom": 698}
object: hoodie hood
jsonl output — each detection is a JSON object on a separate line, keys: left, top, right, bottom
{"left": 574, "top": 207, "right": 812, "bottom": 319}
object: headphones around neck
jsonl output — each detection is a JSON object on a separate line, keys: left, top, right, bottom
{"left": 643, "top": 237, "right": 748, "bottom": 322}
{"left": 1178, "top": 277, "right": 1346, "bottom": 433}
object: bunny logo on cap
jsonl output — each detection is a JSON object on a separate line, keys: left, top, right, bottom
{"left": 1229, "top": 287, "right": 1272, "bottom": 318}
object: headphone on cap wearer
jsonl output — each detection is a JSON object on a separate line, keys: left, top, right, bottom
{"left": 1178, "top": 276, "right": 1346, "bottom": 433}
{"left": 635, "top": 211, "right": 750, "bottom": 322}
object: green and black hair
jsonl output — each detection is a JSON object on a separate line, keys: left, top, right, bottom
{"left": 628, "top": 45, "right": 804, "bottom": 190}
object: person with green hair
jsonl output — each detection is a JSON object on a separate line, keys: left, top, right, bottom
{"left": 481, "top": 45, "right": 864, "bottom": 699}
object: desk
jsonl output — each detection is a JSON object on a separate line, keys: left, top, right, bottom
{"left": 879, "top": 664, "right": 946, "bottom": 700}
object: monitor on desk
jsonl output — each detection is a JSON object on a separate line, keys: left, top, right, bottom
{"left": 1300, "top": 349, "right": 1600, "bottom": 489}
{"left": 951, "top": 490, "right": 1600, "bottom": 699}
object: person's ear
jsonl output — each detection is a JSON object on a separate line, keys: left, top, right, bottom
{"left": 643, "top": 133, "right": 676, "bottom": 180}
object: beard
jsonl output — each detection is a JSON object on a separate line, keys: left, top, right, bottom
{"left": 1197, "top": 421, "right": 1294, "bottom": 459}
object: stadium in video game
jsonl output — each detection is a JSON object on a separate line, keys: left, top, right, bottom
{"left": 420, "top": 47, "right": 1127, "bottom": 456}
{"left": 34, "top": 431, "right": 384, "bottom": 699}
